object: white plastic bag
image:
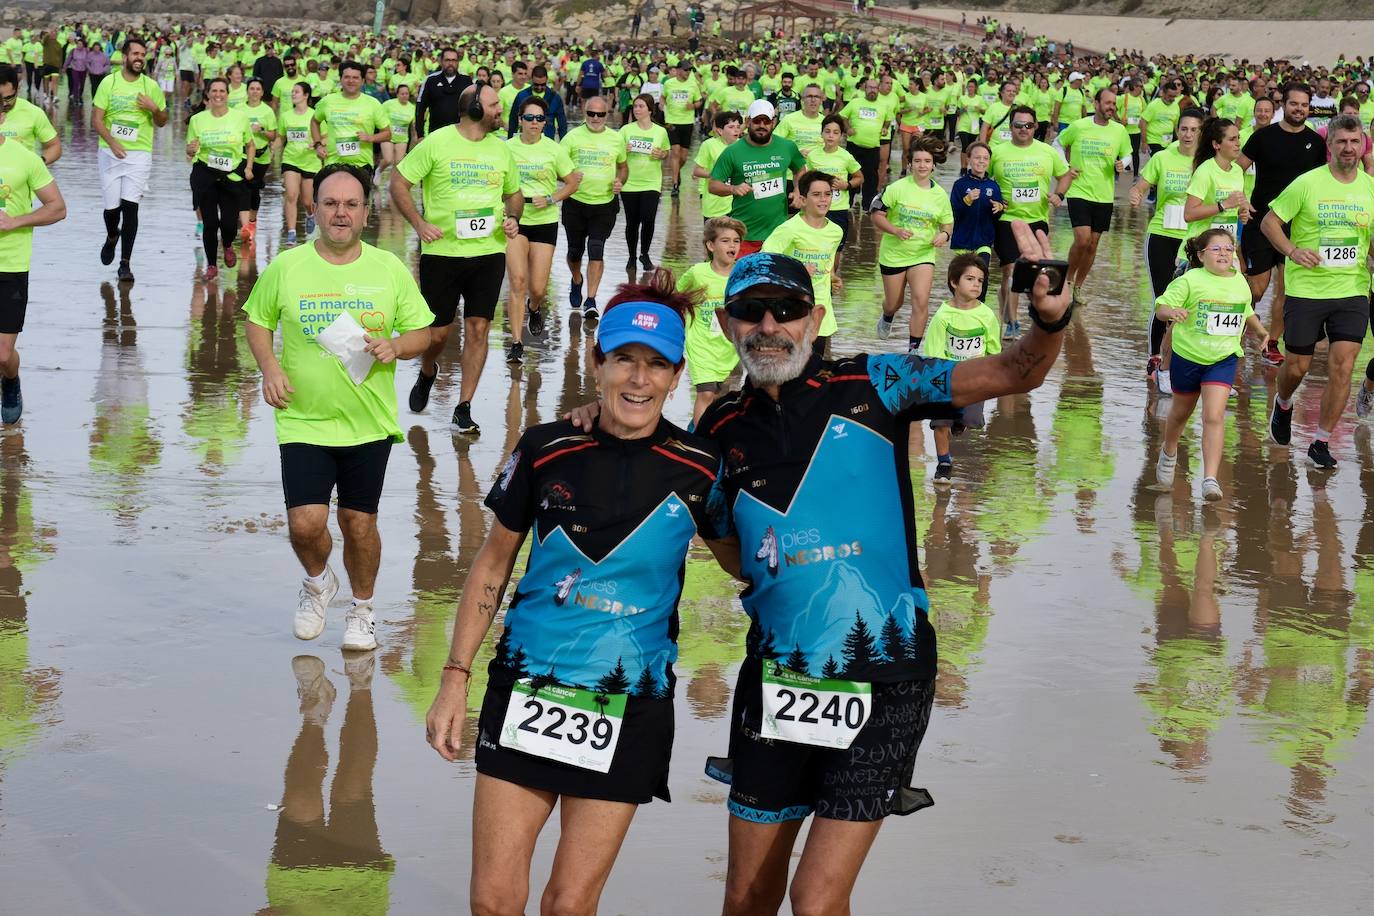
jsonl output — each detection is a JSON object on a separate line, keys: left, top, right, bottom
{"left": 315, "top": 310, "right": 376, "bottom": 385}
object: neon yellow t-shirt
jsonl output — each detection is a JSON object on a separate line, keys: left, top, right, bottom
{"left": 620, "top": 121, "right": 670, "bottom": 193}
{"left": 677, "top": 261, "right": 738, "bottom": 384}
{"left": 561, "top": 125, "right": 627, "bottom": 206}
{"left": 243, "top": 242, "right": 435, "bottom": 446}
{"left": 761, "top": 213, "right": 843, "bottom": 334}
{"left": 187, "top": 107, "right": 253, "bottom": 178}
{"left": 1155, "top": 266, "right": 1253, "bottom": 365}
{"left": 396, "top": 127, "right": 521, "bottom": 258}
{"left": 92, "top": 71, "right": 165, "bottom": 153}
{"left": 507, "top": 134, "right": 576, "bottom": 227}
{"left": 920, "top": 300, "right": 1003, "bottom": 361}
{"left": 876, "top": 177, "right": 952, "bottom": 268}
{"left": 1269, "top": 166, "right": 1374, "bottom": 300}
{"left": 0, "top": 138, "right": 52, "bottom": 271}
{"left": 313, "top": 92, "right": 388, "bottom": 167}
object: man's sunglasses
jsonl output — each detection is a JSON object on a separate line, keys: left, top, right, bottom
{"left": 520, "top": 113, "right": 546, "bottom": 122}
{"left": 585, "top": 111, "right": 607, "bottom": 118}
{"left": 1012, "top": 121, "right": 1035, "bottom": 128}
{"left": 725, "top": 296, "right": 813, "bottom": 323}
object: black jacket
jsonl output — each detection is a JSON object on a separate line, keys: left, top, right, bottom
{"left": 252, "top": 55, "right": 285, "bottom": 97}
{"left": 415, "top": 71, "right": 473, "bottom": 137}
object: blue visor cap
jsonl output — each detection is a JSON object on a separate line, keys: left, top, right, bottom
{"left": 725, "top": 252, "right": 815, "bottom": 302}
{"left": 597, "top": 301, "right": 687, "bottom": 363}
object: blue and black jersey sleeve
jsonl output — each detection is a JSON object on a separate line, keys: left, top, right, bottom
{"left": 484, "top": 430, "right": 538, "bottom": 533}
{"left": 866, "top": 352, "right": 956, "bottom": 418}
{"left": 701, "top": 462, "right": 735, "bottom": 540}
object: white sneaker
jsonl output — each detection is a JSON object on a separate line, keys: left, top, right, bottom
{"left": 1201, "top": 477, "right": 1223, "bottom": 501}
{"left": 342, "top": 601, "right": 378, "bottom": 651}
{"left": 344, "top": 652, "right": 376, "bottom": 690}
{"left": 875, "top": 313, "right": 893, "bottom": 339}
{"left": 1155, "top": 368, "right": 1173, "bottom": 396}
{"left": 294, "top": 567, "right": 339, "bottom": 640}
{"left": 1156, "top": 448, "right": 1177, "bottom": 487}
{"left": 291, "top": 655, "right": 337, "bottom": 725}
{"left": 1357, "top": 382, "right": 1374, "bottom": 419}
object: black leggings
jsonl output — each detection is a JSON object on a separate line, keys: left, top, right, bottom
{"left": 621, "top": 189, "right": 660, "bottom": 259}
{"left": 1147, "top": 232, "right": 1180, "bottom": 357}
{"left": 847, "top": 142, "right": 879, "bottom": 210}
{"left": 1129, "top": 132, "right": 1142, "bottom": 176}
{"left": 192, "top": 164, "right": 244, "bottom": 265}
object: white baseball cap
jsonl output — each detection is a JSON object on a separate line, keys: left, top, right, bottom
{"left": 1069, "top": 71, "right": 1085, "bottom": 81}
{"left": 747, "top": 99, "right": 776, "bottom": 120}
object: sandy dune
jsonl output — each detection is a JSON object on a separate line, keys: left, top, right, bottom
{"left": 915, "top": 7, "right": 1374, "bottom": 67}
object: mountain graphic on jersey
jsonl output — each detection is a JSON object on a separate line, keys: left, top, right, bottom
{"left": 733, "top": 415, "right": 930, "bottom": 681}
{"left": 495, "top": 493, "right": 698, "bottom": 694}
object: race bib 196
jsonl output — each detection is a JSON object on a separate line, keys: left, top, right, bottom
{"left": 761, "top": 667, "right": 872, "bottom": 749}
{"left": 947, "top": 333, "right": 986, "bottom": 359}
{"left": 112, "top": 121, "right": 140, "bottom": 142}
{"left": 335, "top": 139, "right": 361, "bottom": 157}
{"left": 455, "top": 208, "right": 496, "bottom": 239}
{"left": 1012, "top": 184, "right": 1040, "bottom": 203}
{"left": 207, "top": 154, "right": 233, "bottom": 171}
{"left": 1320, "top": 237, "right": 1359, "bottom": 268}
{"left": 499, "top": 680, "right": 626, "bottom": 772}
{"left": 752, "top": 177, "right": 784, "bottom": 199}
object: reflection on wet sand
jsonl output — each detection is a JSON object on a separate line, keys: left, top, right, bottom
{"left": 263, "top": 656, "right": 394, "bottom": 913}
{"left": 89, "top": 282, "right": 162, "bottom": 533}
{"left": 0, "top": 434, "right": 60, "bottom": 773}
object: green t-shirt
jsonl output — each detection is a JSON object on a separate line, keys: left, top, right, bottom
{"left": 0, "top": 98, "right": 55, "bottom": 151}
{"left": 875, "top": 176, "right": 953, "bottom": 268}
{"left": 227, "top": 83, "right": 248, "bottom": 109}
{"left": 838, "top": 96, "right": 884, "bottom": 149}
{"left": 1140, "top": 142, "right": 1194, "bottom": 240}
{"left": 187, "top": 108, "right": 253, "bottom": 178}
{"left": 313, "top": 92, "right": 388, "bottom": 167}
{"left": 1118, "top": 92, "right": 1145, "bottom": 135}
{"left": 1183, "top": 157, "right": 1245, "bottom": 249}
{"left": 1156, "top": 266, "right": 1253, "bottom": 365}
{"left": 242, "top": 102, "right": 277, "bottom": 164}
{"left": 1142, "top": 97, "right": 1180, "bottom": 146}
{"left": 272, "top": 73, "right": 303, "bottom": 107}
{"left": 278, "top": 108, "right": 318, "bottom": 173}
{"left": 955, "top": 95, "right": 986, "bottom": 136}
{"left": 920, "top": 300, "right": 1003, "bottom": 361}
{"left": 775, "top": 110, "right": 824, "bottom": 157}
{"left": 381, "top": 98, "right": 415, "bottom": 140}
{"left": 507, "top": 134, "right": 576, "bottom": 226}
{"left": 92, "top": 72, "right": 166, "bottom": 153}
{"left": 1059, "top": 116, "right": 1131, "bottom": 203}
{"left": 243, "top": 242, "right": 434, "bottom": 447}
{"left": 761, "top": 213, "right": 843, "bottom": 333}
{"left": 805, "top": 145, "right": 861, "bottom": 211}
{"left": 396, "top": 127, "right": 520, "bottom": 258}
{"left": 677, "top": 260, "right": 738, "bottom": 383}
{"left": 714, "top": 85, "right": 756, "bottom": 117}
{"left": 662, "top": 77, "right": 701, "bottom": 126}
{"left": 1056, "top": 86, "right": 1086, "bottom": 123}
{"left": 0, "top": 138, "right": 52, "bottom": 272}
{"left": 561, "top": 124, "right": 627, "bottom": 206}
{"left": 620, "top": 121, "right": 670, "bottom": 193}
{"left": 990, "top": 139, "right": 1069, "bottom": 222}
{"left": 982, "top": 100, "right": 1015, "bottom": 146}
{"left": 694, "top": 136, "right": 733, "bottom": 219}
{"left": 708, "top": 135, "right": 806, "bottom": 240}
{"left": 1269, "top": 166, "right": 1374, "bottom": 300}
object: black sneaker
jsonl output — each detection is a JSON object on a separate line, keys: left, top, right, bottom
{"left": 1307, "top": 439, "right": 1337, "bottom": 469}
{"left": 583, "top": 298, "right": 599, "bottom": 321}
{"left": 626, "top": 256, "right": 637, "bottom": 272}
{"left": 506, "top": 341, "right": 524, "bottom": 364}
{"left": 452, "top": 400, "right": 480, "bottom": 434}
{"left": 116, "top": 261, "right": 134, "bottom": 283}
{"left": 100, "top": 234, "right": 118, "bottom": 266}
{"left": 409, "top": 367, "right": 437, "bottom": 412}
{"left": 639, "top": 253, "right": 654, "bottom": 271}
{"left": 1269, "top": 396, "right": 1293, "bottom": 446}
{"left": 568, "top": 280, "right": 582, "bottom": 310}
{"left": 527, "top": 308, "right": 545, "bottom": 337}
{"left": 671, "top": 183, "right": 680, "bottom": 198}
{"left": 0, "top": 374, "right": 20, "bottom": 424}
{"left": 933, "top": 462, "right": 953, "bottom": 484}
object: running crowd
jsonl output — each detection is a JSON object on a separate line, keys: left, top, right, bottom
{"left": 2, "top": 15, "right": 1373, "bottom": 915}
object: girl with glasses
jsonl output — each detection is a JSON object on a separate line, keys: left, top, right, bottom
{"left": 1153, "top": 228, "right": 1269, "bottom": 502}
